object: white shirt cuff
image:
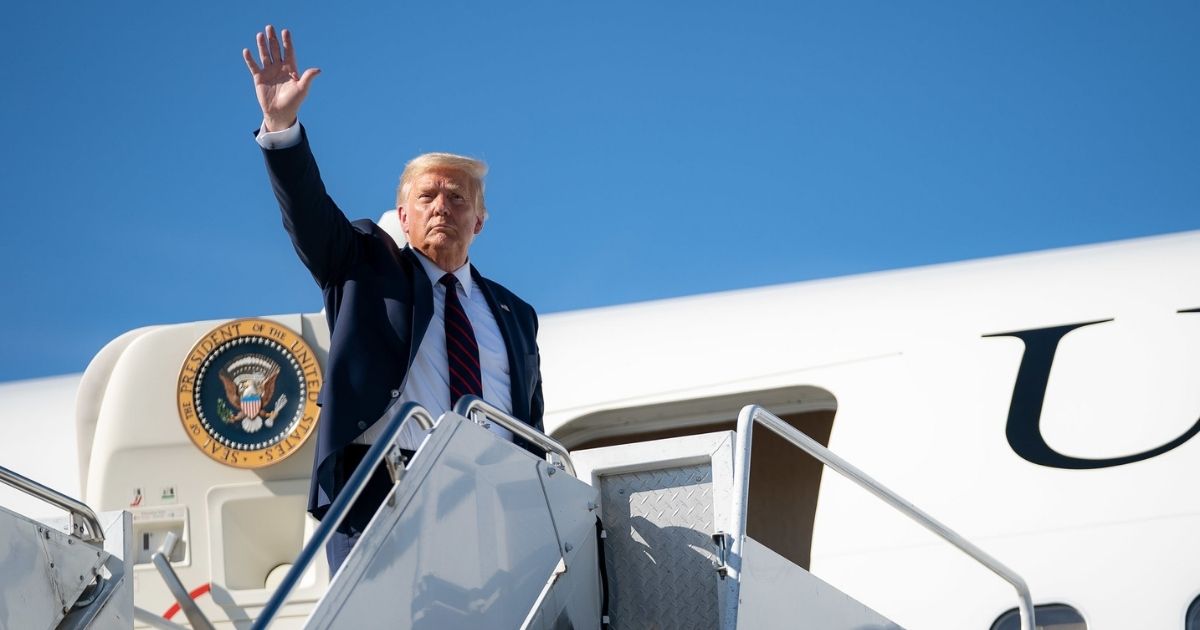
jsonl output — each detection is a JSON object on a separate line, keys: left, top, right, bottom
{"left": 256, "top": 120, "right": 302, "bottom": 150}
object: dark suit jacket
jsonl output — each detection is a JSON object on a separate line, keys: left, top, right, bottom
{"left": 261, "top": 126, "right": 545, "bottom": 530}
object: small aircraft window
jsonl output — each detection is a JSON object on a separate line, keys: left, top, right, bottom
{"left": 1187, "top": 594, "right": 1200, "bottom": 629}
{"left": 990, "top": 604, "right": 1086, "bottom": 630}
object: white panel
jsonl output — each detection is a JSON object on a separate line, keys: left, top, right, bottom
{"left": 0, "top": 504, "right": 109, "bottom": 630}
{"left": 56, "top": 510, "right": 135, "bottom": 630}
{"left": 0, "top": 375, "right": 82, "bottom": 521}
{"left": 737, "top": 536, "right": 900, "bottom": 630}
{"left": 309, "top": 414, "right": 586, "bottom": 629}
{"left": 524, "top": 445, "right": 603, "bottom": 629}
{"left": 207, "top": 480, "right": 324, "bottom": 598}
{"left": 812, "top": 511, "right": 1200, "bottom": 629}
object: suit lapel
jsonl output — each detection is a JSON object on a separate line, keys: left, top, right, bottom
{"left": 402, "top": 247, "right": 433, "bottom": 369}
{"left": 471, "top": 265, "right": 525, "bottom": 417}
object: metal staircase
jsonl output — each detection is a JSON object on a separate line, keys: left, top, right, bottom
{"left": 0, "top": 466, "right": 134, "bottom": 629}
{"left": 722, "top": 405, "right": 1035, "bottom": 629}
{"left": 253, "top": 396, "right": 602, "bottom": 629}
{"left": 2, "top": 400, "right": 1037, "bottom": 629}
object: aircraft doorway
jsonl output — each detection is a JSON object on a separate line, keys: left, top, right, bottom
{"left": 556, "top": 385, "right": 836, "bottom": 570}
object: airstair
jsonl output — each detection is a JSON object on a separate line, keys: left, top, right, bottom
{"left": 2, "top": 398, "right": 1037, "bottom": 629}
{"left": 0, "top": 466, "right": 133, "bottom": 629}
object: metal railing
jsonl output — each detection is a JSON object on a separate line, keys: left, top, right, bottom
{"left": 452, "top": 395, "right": 578, "bottom": 477}
{"left": 251, "top": 401, "right": 436, "bottom": 630}
{"left": 727, "top": 404, "right": 1036, "bottom": 630}
{"left": 0, "top": 464, "right": 104, "bottom": 544}
{"left": 153, "top": 531, "right": 215, "bottom": 630}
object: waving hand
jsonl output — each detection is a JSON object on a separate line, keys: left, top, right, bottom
{"left": 242, "top": 25, "right": 320, "bottom": 132}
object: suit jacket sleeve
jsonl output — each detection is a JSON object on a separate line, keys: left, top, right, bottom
{"left": 260, "top": 125, "right": 360, "bottom": 287}
{"left": 531, "top": 311, "right": 545, "bottom": 433}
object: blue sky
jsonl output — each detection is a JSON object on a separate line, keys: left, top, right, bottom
{"left": 0, "top": 2, "right": 1197, "bottom": 381}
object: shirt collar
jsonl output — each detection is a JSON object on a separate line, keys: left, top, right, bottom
{"left": 412, "top": 248, "right": 473, "bottom": 298}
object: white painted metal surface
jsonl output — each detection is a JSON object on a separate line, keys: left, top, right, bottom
{"left": 728, "top": 405, "right": 1032, "bottom": 629}
{"left": 306, "top": 414, "right": 599, "bottom": 629}
{"left": 454, "top": 396, "right": 579, "bottom": 477}
{"left": 526, "top": 443, "right": 603, "bottom": 628}
{"left": 736, "top": 536, "right": 900, "bottom": 630}
{"left": 253, "top": 403, "right": 436, "bottom": 630}
{"left": 0, "top": 503, "right": 107, "bottom": 629}
{"left": 0, "top": 506, "right": 132, "bottom": 630}
{"left": 67, "top": 315, "right": 329, "bottom": 628}
{"left": 521, "top": 540, "right": 601, "bottom": 630}
{"left": 4, "top": 230, "right": 1200, "bottom": 627}
{"left": 0, "top": 375, "right": 82, "bottom": 521}
{"left": 0, "top": 464, "right": 105, "bottom": 545}
{"left": 539, "top": 232, "right": 1200, "bottom": 628}
{"left": 58, "top": 510, "right": 135, "bottom": 630}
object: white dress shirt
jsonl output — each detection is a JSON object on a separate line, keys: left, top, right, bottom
{"left": 256, "top": 121, "right": 303, "bottom": 149}
{"left": 258, "top": 121, "right": 515, "bottom": 449}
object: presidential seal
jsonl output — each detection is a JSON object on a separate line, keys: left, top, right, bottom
{"left": 177, "top": 318, "right": 322, "bottom": 469}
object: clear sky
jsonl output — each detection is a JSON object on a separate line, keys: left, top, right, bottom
{"left": 0, "top": 2, "right": 1196, "bottom": 382}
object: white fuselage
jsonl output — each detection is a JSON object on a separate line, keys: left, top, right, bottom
{"left": 2, "top": 230, "right": 1197, "bottom": 628}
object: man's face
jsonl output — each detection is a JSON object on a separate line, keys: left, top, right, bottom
{"left": 399, "top": 167, "right": 484, "bottom": 268}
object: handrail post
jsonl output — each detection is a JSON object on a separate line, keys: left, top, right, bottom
{"left": 731, "top": 404, "right": 1037, "bottom": 630}
{"left": 251, "top": 401, "right": 435, "bottom": 630}
{"left": 451, "top": 395, "right": 578, "bottom": 478}
{"left": 0, "top": 464, "right": 104, "bottom": 544}
{"left": 153, "top": 532, "right": 215, "bottom": 630}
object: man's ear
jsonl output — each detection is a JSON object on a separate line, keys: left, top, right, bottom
{"left": 473, "top": 209, "right": 485, "bottom": 235}
{"left": 398, "top": 205, "right": 409, "bottom": 233}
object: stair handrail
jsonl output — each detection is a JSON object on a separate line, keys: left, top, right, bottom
{"left": 251, "top": 401, "right": 436, "bottom": 630}
{"left": 452, "top": 395, "right": 577, "bottom": 477}
{"left": 0, "top": 463, "right": 104, "bottom": 544}
{"left": 727, "top": 404, "right": 1036, "bottom": 630}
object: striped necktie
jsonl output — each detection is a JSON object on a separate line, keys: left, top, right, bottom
{"left": 439, "top": 273, "right": 482, "bottom": 407}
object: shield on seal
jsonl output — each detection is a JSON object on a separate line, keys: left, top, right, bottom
{"left": 240, "top": 393, "right": 262, "bottom": 419}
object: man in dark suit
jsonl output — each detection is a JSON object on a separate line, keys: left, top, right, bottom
{"left": 243, "top": 25, "right": 545, "bottom": 574}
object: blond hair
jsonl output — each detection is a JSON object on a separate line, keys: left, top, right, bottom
{"left": 396, "top": 152, "right": 488, "bottom": 219}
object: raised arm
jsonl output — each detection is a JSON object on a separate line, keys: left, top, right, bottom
{"left": 244, "top": 26, "right": 357, "bottom": 288}
{"left": 243, "top": 25, "right": 320, "bottom": 131}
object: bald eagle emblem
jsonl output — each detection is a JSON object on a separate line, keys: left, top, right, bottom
{"left": 218, "top": 354, "right": 289, "bottom": 434}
